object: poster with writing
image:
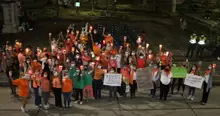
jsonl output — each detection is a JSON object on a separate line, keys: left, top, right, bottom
{"left": 184, "top": 74, "right": 204, "bottom": 89}
{"left": 171, "top": 67, "right": 187, "bottom": 78}
{"left": 136, "top": 67, "right": 153, "bottom": 93}
{"left": 104, "top": 73, "right": 122, "bottom": 86}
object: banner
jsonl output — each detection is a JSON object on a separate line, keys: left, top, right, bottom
{"left": 104, "top": 73, "right": 122, "bottom": 86}
{"left": 184, "top": 74, "right": 204, "bottom": 89}
{"left": 171, "top": 67, "right": 187, "bottom": 78}
{"left": 136, "top": 67, "right": 153, "bottom": 93}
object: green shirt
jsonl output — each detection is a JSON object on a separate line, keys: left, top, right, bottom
{"left": 83, "top": 70, "right": 93, "bottom": 86}
{"left": 68, "top": 68, "right": 76, "bottom": 85}
{"left": 73, "top": 73, "right": 84, "bottom": 89}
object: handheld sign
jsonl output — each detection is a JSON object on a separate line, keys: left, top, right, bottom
{"left": 184, "top": 74, "right": 204, "bottom": 89}
{"left": 171, "top": 67, "right": 187, "bottom": 78}
{"left": 104, "top": 73, "right": 122, "bottom": 86}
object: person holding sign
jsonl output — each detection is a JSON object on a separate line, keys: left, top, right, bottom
{"left": 201, "top": 64, "right": 216, "bottom": 105}
{"left": 160, "top": 65, "right": 172, "bottom": 100}
{"left": 129, "top": 65, "right": 137, "bottom": 99}
{"left": 108, "top": 68, "right": 118, "bottom": 102}
{"left": 187, "top": 64, "right": 200, "bottom": 100}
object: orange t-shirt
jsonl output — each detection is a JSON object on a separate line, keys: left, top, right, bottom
{"left": 94, "top": 68, "right": 104, "bottom": 80}
{"left": 52, "top": 77, "right": 61, "bottom": 88}
{"left": 93, "top": 44, "right": 101, "bottom": 56}
{"left": 62, "top": 78, "right": 73, "bottom": 92}
{"left": 41, "top": 79, "right": 50, "bottom": 92}
{"left": 33, "top": 76, "right": 41, "bottom": 88}
{"left": 161, "top": 55, "right": 167, "bottom": 66}
{"left": 105, "top": 36, "right": 113, "bottom": 43}
{"left": 13, "top": 78, "right": 29, "bottom": 97}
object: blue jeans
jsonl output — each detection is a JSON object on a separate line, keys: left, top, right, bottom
{"left": 188, "top": 87, "right": 196, "bottom": 96}
{"left": 34, "top": 87, "right": 42, "bottom": 106}
{"left": 63, "top": 92, "right": 71, "bottom": 107}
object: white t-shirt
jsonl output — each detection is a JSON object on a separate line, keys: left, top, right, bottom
{"left": 160, "top": 70, "right": 172, "bottom": 85}
{"left": 133, "top": 72, "right": 137, "bottom": 80}
{"left": 205, "top": 74, "right": 210, "bottom": 83}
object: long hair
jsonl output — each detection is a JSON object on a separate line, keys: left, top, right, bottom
{"left": 188, "top": 64, "right": 198, "bottom": 73}
{"left": 77, "top": 70, "right": 82, "bottom": 82}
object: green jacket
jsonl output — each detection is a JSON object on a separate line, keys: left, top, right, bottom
{"left": 83, "top": 70, "right": 93, "bottom": 86}
{"left": 73, "top": 73, "right": 84, "bottom": 89}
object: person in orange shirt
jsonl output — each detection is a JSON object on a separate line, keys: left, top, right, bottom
{"left": 9, "top": 72, "right": 30, "bottom": 112}
{"left": 52, "top": 71, "right": 62, "bottom": 108}
{"left": 40, "top": 72, "right": 50, "bottom": 109}
{"left": 93, "top": 64, "right": 104, "bottom": 99}
{"left": 32, "top": 70, "right": 42, "bottom": 108}
{"left": 129, "top": 65, "right": 137, "bottom": 99}
{"left": 62, "top": 72, "right": 73, "bottom": 108}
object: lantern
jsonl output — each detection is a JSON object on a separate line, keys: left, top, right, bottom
{"left": 89, "top": 26, "right": 93, "bottom": 31}
{"left": 96, "top": 56, "right": 100, "bottom": 61}
{"left": 136, "top": 36, "right": 141, "bottom": 44}
{"left": 110, "top": 43, "right": 113, "bottom": 47}
{"left": 63, "top": 49, "right": 66, "bottom": 54}
{"left": 103, "top": 40, "right": 106, "bottom": 45}
{"left": 213, "top": 63, "right": 216, "bottom": 68}
{"left": 76, "top": 30, "right": 79, "bottom": 34}
{"left": 148, "top": 54, "right": 152, "bottom": 60}
{"left": 124, "top": 36, "right": 127, "bottom": 41}
{"left": 67, "top": 29, "right": 69, "bottom": 33}
{"left": 59, "top": 65, "right": 63, "bottom": 71}
{"left": 166, "top": 51, "right": 169, "bottom": 56}
{"left": 126, "top": 43, "right": 129, "bottom": 47}
{"left": 80, "top": 65, "right": 84, "bottom": 70}
{"left": 146, "top": 43, "right": 149, "bottom": 48}
{"left": 159, "top": 44, "right": 162, "bottom": 51}
{"left": 103, "top": 69, "right": 107, "bottom": 73}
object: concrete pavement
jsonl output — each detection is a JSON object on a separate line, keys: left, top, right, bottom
{"left": 0, "top": 86, "right": 220, "bottom": 116}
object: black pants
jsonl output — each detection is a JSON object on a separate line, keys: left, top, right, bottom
{"left": 202, "top": 82, "right": 210, "bottom": 103}
{"left": 75, "top": 89, "right": 83, "bottom": 101}
{"left": 186, "top": 44, "right": 196, "bottom": 57}
{"left": 150, "top": 82, "right": 156, "bottom": 97}
{"left": 171, "top": 78, "right": 185, "bottom": 94}
{"left": 53, "top": 88, "right": 62, "bottom": 108}
{"left": 93, "top": 79, "right": 102, "bottom": 99}
{"left": 160, "top": 82, "right": 170, "bottom": 100}
{"left": 109, "top": 86, "right": 117, "bottom": 101}
{"left": 196, "top": 45, "right": 205, "bottom": 59}
{"left": 129, "top": 80, "right": 137, "bottom": 98}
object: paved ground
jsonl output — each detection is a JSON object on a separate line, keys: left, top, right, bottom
{"left": 0, "top": 86, "right": 220, "bottom": 116}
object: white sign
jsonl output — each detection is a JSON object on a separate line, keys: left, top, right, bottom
{"left": 104, "top": 73, "right": 122, "bottom": 86}
{"left": 75, "top": 2, "right": 80, "bottom": 7}
{"left": 184, "top": 74, "right": 204, "bottom": 89}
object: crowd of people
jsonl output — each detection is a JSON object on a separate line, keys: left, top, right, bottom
{"left": 0, "top": 23, "right": 216, "bottom": 113}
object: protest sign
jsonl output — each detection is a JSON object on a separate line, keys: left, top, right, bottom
{"left": 171, "top": 67, "right": 187, "bottom": 78}
{"left": 104, "top": 73, "right": 122, "bottom": 86}
{"left": 184, "top": 74, "right": 204, "bottom": 89}
{"left": 136, "top": 67, "right": 153, "bottom": 93}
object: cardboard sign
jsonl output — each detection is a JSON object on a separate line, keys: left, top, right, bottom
{"left": 136, "top": 67, "right": 153, "bottom": 93}
{"left": 184, "top": 74, "right": 204, "bottom": 89}
{"left": 104, "top": 73, "right": 122, "bottom": 86}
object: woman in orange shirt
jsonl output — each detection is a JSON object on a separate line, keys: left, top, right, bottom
{"left": 62, "top": 72, "right": 72, "bottom": 108}
{"left": 93, "top": 65, "right": 104, "bottom": 99}
{"left": 9, "top": 72, "right": 29, "bottom": 112}
{"left": 40, "top": 72, "right": 50, "bottom": 109}
{"left": 52, "top": 71, "right": 62, "bottom": 108}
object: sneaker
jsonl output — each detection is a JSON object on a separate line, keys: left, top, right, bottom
{"left": 74, "top": 101, "right": 79, "bottom": 104}
{"left": 79, "top": 101, "right": 83, "bottom": 105}
{"left": 21, "top": 106, "right": 25, "bottom": 112}
{"left": 190, "top": 97, "right": 194, "bottom": 101}
{"left": 35, "top": 105, "right": 39, "bottom": 108}
{"left": 187, "top": 95, "right": 191, "bottom": 100}
{"left": 24, "top": 108, "right": 28, "bottom": 112}
{"left": 44, "top": 105, "right": 48, "bottom": 110}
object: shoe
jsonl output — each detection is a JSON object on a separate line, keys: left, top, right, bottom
{"left": 201, "top": 102, "right": 205, "bottom": 105}
{"left": 74, "top": 101, "right": 79, "bottom": 104}
{"left": 187, "top": 95, "right": 191, "bottom": 100}
{"left": 79, "top": 101, "right": 83, "bottom": 105}
{"left": 24, "top": 108, "right": 28, "bottom": 112}
{"left": 44, "top": 105, "right": 48, "bottom": 109}
{"left": 190, "top": 97, "right": 194, "bottom": 101}
{"left": 21, "top": 106, "right": 25, "bottom": 112}
{"left": 35, "top": 105, "right": 39, "bottom": 108}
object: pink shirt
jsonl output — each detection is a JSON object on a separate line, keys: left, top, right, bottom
{"left": 18, "top": 53, "right": 26, "bottom": 67}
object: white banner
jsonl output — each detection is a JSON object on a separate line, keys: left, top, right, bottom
{"left": 104, "top": 73, "right": 122, "bottom": 86}
{"left": 184, "top": 74, "right": 204, "bottom": 89}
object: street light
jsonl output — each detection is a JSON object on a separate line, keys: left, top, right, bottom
{"left": 75, "top": 0, "right": 80, "bottom": 15}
